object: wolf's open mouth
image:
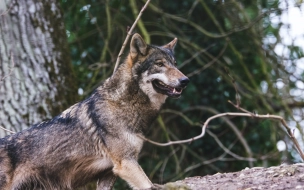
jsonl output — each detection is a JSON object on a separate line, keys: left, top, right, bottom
{"left": 152, "top": 79, "right": 183, "bottom": 98}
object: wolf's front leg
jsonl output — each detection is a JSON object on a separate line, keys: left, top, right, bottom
{"left": 113, "top": 159, "right": 153, "bottom": 189}
{"left": 96, "top": 169, "right": 117, "bottom": 190}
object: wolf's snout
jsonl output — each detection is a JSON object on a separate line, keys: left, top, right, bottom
{"left": 179, "top": 77, "right": 190, "bottom": 88}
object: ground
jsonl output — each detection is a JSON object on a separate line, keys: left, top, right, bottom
{"left": 163, "top": 163, "right": 304, "bottom": 190}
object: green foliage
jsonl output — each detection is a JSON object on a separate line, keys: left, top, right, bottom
{"left": 60, "top": 0, "right": 304, "bottom": 188}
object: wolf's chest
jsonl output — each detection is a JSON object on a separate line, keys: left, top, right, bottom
{"left": 74, "top": 156, "right": 113, "bottom": 173}
{"left": 123, "top": 131, "right": 144, "bottom": 154}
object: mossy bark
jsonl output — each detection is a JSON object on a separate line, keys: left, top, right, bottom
{"left": 0, "top": 0, "right": 77, "bottom": 137}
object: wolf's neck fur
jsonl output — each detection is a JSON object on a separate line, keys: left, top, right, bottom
{"left": 92, "top": 59, "right": 162, "bottom": 133}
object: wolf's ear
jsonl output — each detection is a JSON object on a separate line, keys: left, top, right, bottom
{"left": 162, "top": 38, "right": 178, "bottom": 50}
{"left": 130, "top": 33, "right": 148, "bottom": 60}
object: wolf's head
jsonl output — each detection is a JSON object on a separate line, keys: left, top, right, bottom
{"left": 127, "top": 33, "right": 189, "bottom": 105}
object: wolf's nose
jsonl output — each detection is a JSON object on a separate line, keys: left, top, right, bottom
{"left": 179, "top": 77, "right": 190, "bottom": 88}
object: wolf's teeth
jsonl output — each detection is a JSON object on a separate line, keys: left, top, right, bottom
{"left": 173, "top": 88, "right": 176, "bottom": 93}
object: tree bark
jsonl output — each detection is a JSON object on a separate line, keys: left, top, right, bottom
{"left": 165, "top": 163, "right": 304, "bottom": 190}
{"left": 0, "top": 0, "right": 77, "bottom": 137}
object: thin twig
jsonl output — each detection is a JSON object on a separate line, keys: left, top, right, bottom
{"left": 178, "top": 44, "right": 215, "bottom": 69}
{"left": 112, "top": 0, "right": 151, "bottom": 74}
{"left": 228, "top": 100, "right": 252, "bottom": 114}
{"left": 0, "top": 125, "right": 15, "bottom": 134}
{"left": 207, "top": 130, "right": 256, "bottom": 162}
{"left": 0, "top": 52, "right": 16, "bottom": 134}
{"left": 187, "top": 40, "right": 228, "bottom": 77}
{"left": 148, "top": 2, "right": 290, "bottom": 39}
{"left": 0, "top": 5, "right": 12, "bottom": 16}
{"left": 160, "top": 147, "right": 180, "bottom": 184}
{"left": 225, "top": 68, "right": 242, "bottom": 107}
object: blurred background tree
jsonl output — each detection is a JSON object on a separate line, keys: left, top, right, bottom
{"left": 0, "top": 0, "right": 77, "bottom": 136}
{"left": 1, "top": 0, "right": 304, "bottom": 189}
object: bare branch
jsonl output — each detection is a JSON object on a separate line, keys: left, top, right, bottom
{"left": 112, "top": 0, "right": 151, "bottom": 74}
{"left": 183, "top": 106, "right": 253, "bottom": 161}
{"left": 139, "top": 109, "right": 304, "bottom": 161}
{"left": 229, "top": 101, "right": 304, "bottom": 161}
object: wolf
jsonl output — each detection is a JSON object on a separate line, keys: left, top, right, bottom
{"left": 0, "top": 33, "right": 189, "bottom": 190}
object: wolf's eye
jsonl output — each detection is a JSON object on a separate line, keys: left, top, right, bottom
{"left": 156, "top": 62, "right": 164, "bottom": 67}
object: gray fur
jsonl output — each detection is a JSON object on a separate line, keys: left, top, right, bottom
{"left": 0, "top": 33, "right": 189, "bottom": 190}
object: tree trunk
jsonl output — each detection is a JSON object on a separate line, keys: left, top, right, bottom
{"left": 0, "top": 0, "right": 77, "bottom": 137}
